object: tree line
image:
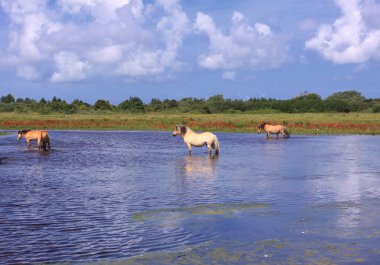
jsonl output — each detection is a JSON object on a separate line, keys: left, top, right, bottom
{"left": 1, "top": 90, "right": 379, "bottom": 114}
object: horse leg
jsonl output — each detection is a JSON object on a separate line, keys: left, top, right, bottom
{"left": 187, "top": 143, "right": 192, "bottom": 155}
{"left": 207, "top": 143, "right": 213, "bottom": 155}
{"left": 276, "top": 133, "right": 279, "bottom": 139}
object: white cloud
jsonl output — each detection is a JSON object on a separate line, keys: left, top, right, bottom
{"left": 255, "top": 23, "right": 272, "bottom": 36}
{"left": 51, "top": 51, "right": 89, "bottom": 82}
{"left": 305, "top": 0, "right": 380, "bottom": 64}
{"left": 194, "top": 11, "right": 289, "bottom": 75}
{"left": 117, "top": 49, "right": 164, "bottom": 76}
{"left": 0, "top": 0, "right": 190, "bottom": 82}
{"left": 87, "top": 45, "right": 123, "bottom": 64}
{"left": 116, "top": 0, "right": 189, "bottom": 76}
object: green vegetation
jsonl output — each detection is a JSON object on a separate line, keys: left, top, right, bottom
{"left": 133, "top": 202, "right": 268, "bottom": 221}
{"left": 0, "top": 112, "right": 379, "bottom": 134}
{"left": 93, "top": 239, "right": 370, "bottom": 265}
{"left": 1, "top": 90, "right": 379, "bottom": 134}
{"left": 1, "top": 90, "right": 380, "bottom": 114}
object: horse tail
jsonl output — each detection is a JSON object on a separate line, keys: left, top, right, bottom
{"left": 284, "top": 127, "right": 290, "bottom": 138}
{"left": 213, "top": 135, "right": 220, "bottom": 154}
{"left": 41, "top": 130, "right": 50, "bottom": 151}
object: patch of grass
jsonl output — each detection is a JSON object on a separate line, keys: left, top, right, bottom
{"left": 133, "top": 202, "right": 268, "bottom": 221}
{"left": 0, "top": 113, "right": 379, "bottom": 134}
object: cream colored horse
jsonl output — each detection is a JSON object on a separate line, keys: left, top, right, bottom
{"left": 172, "top": 124, "right": 220, "bottom": 155}
{"left": 17, "top": 130, "right": 51, "bottom": 151}
{"left": 258, "top": 122, "right": 289, "bottom": 138}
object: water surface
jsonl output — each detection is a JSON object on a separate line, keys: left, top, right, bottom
{"left": 0, "top": 131, "right": 379, "bottom": 264}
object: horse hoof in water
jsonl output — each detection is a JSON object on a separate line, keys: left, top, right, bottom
{"left": 173, "top": 124, "right": 220, "bottom": 155}
{"left": 258, "top": 122, "right": 289, "bottom": 139}
{"left": 17, "top": 129, "right": 51, "bottom": 151}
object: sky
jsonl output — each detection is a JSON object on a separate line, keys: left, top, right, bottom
{"left": 0, "top": 0, "right": 379, "bottom": 104}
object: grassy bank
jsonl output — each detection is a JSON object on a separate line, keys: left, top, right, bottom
{"left": 0, "top": 113, "right": 379, "bottom": 135}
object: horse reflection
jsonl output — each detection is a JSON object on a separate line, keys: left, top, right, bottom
{"left": 182, "top": 155, "right": 218, "bottom": 179}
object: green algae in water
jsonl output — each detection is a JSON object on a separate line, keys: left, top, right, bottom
{"left": 255, "top": 239, "right": 290, "bottom": 249}
{"left": 133, "top": 202, "right": 268, "bottom": 222}
{"left": 93, "top": 239, "right": 372, "bottom": 265}
{"left": 313, "top": 200, "right": 362, "bottom": 210}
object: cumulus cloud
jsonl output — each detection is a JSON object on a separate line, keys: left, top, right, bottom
{"left": 87, "top": 45, "right": 123, "bottom": 65}
{"left": 194, "top": 11, "right": 289, "bottom": 76}
{"left": 0, "top": 0, "right": 190, "bottom": 82}
{"left": 305, "top": 0, "right": 380, "bottom": 64}
{"left": 117, "top": 0, "right": 190, "bottom": 77}
{"left": 51, "top": 51, "right": 89, "bottom": 82}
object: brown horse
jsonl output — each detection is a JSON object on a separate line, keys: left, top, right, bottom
{"left": 17, "top": 130, "right": 51, "bottom": 151}
{"left": 258, "top": 122, "right": 289, "bottom": 138}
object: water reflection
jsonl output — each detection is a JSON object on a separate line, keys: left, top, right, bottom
{"left": 308, "top": 136, "right": 379, "bottom": 230}
{"left": 181, "top": 155, "right": 218, "bottom": 179}
{"left": 0, "top": 132, "right": 379, "bottom": 264}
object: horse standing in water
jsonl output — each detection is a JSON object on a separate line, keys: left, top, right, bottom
{"left": 258, "top": 122, "right": 289, "bottom": 138}
{"left": 172, "top": 124, "right": 220, "bottom": 155}
{"left": 17, "top": 130, "right": 51, "bottom": 151}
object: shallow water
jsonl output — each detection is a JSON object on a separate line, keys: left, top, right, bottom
{"left": 0, "top": 131, "right": 379, "bottom": 264}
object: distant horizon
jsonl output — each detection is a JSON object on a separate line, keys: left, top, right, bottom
{"left": 1, "top": 89, "right": 377, "bottom": 105}
{"left": 0, "top": 0, "right": 379, "bottom": 102}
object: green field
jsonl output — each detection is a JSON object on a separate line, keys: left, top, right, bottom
{"left": 0, "top": 113, "right": 379, "bottom": 135}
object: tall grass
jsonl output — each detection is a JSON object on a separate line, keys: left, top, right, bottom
{"left": 0, "top": 113, "right": 379, "bottom": 135}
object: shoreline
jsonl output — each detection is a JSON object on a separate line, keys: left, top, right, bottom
{"left": 1, "top": 129, "right": 380, "bottom": 137}
{"left": 1, "top": 113, "right": 379, "bottom": 135}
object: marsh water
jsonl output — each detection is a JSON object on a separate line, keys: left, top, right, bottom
{"left": 0, "top": 131, "right": 379, "bottom": 264}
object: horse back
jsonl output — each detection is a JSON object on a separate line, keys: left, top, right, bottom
{"left": 24, "top": 130, "right": 41, "bottom": 140}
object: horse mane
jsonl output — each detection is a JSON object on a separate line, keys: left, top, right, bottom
{"left": 18, "top": 129, "right": 31, "bottom": 134}
{"left": 180, "top": 125, "right": 187, "bottom": 134}
{"left": 258, "top": 122, "right": 268, "bottom": 129}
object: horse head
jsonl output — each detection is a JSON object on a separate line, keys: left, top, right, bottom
{"left": 173, "top": 124, "right": 186, "bottom": 137}
{"left": 17, "top": 130, "right": 22, "bottom": 140}
{"left": 17, "top": 130, "right": 30, "bottom": 140}
{"left": 257, "top": 123, "right": 267, "bottom": 134}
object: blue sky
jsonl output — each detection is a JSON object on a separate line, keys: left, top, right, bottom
{"left": 0, "top": 0, "right": 379, "bottom": 103}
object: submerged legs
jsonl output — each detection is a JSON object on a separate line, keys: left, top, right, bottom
{"left": 207, "top": 143, "right": 212, "bottom": 155}
{"left": 187, "top": 143, "right": 192, "bottom": 155}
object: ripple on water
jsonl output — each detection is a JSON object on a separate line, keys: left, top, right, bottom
{"left": 0, "top": 131, "right": 380, "bottom": 264}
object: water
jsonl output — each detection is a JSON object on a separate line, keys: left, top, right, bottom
{"left": 0, "top": 131, "right": 379, "bottom": 264}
